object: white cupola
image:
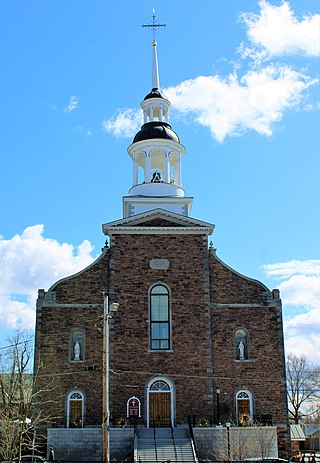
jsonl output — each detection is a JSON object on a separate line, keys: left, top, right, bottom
{"left": 123, "top": 41, "right": 193, "bottom": 218}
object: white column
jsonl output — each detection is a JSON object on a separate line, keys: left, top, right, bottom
{"left": 159, "top": 106, "right": 163, "bottom": 122}
{"left": 176, "top": 156, "right": 182, "bottom": 186}
{"left": 145, "top": 152, "right": 151, "bottom": 182}
{"left": 133, "top": 159, "right": 138, "bottom": 185}
{"left": 150, "top": 107, "right": 154, "bottom": 121}
{"left": 143, "top": 110, "right": 147, "bottom": 124}
{"left": 164, "top": 153, "right": 170, "bottom": 183}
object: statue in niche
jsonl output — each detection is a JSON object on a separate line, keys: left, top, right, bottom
{"left": 238, "top": 340, "right": 245, "bottom": 360}
{"left": 73, "top": 341, "right": 81, "bottom": 361}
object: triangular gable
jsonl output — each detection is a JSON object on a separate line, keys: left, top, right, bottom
{"left": 102, "top": 208, "right": 214, "bottom": 236}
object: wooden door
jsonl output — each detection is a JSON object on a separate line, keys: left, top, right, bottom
{"left": 69, "top": 400, "right": 82, "bottom": 427}
{"left": 149, "top": 392, "right": 171, "bottom": 427}
{"left": 238, "top": 399, "right": 250, "bottom": 426}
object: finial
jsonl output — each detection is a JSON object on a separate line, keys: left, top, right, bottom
{"left": 209, "top": 241, "right": 217, "bottom": 254}
{"left": 142, "top": 9, "right": 166, "bottom": 43}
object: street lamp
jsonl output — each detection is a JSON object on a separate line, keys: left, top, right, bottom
{"left": 216, "top": 387, "right": 220, "bottom": 425}
{"left": 102, "top": 293, "right": 119, "bottom": 463}
{"left": 226, "top": 421, "right": 231, "bottom": 461}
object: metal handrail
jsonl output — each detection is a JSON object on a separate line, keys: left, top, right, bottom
{"left": 188, "top": 415, "right": 199, "bottom": 463}
{"left": 170, "top": 419, "right": 178, "bottom": 463}
{"left": 153, "top": 417, "right": 158, "bottom": 462}
{"left": 133, "top": 426, "right": 139, "bottom": 463}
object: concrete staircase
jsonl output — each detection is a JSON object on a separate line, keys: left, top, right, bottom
{"left": 135, "top": 427, "right": 197, "bottom": 463}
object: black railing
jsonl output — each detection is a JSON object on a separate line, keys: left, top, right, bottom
{"left": 152, "top": 417, "right": 158, "bottom": 462}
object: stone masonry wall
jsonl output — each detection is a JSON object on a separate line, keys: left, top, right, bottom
{"left": 34, "top": 224, "right": 290, "bottom": 457}
{"left": 208, "top": 251, "right": 290, "bottom": 458}
{"left": 109, "top": 232, "right": 213, "bottom": 425}
{"left": 34, "top": 250, "right": 110, "bottom": 426}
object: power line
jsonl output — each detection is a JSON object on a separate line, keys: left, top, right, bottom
{"left": 0, "top": 338, "right": 35, "bottom": 351}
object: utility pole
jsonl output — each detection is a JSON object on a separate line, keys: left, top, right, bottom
{"left": 102, "top": 293, "right": 119, "bottom": 463}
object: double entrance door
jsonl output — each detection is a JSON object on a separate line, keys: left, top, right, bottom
{"left": 149, "top": 392, "right": 171, "bottom": 427}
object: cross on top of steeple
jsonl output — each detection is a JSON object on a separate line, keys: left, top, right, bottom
{"left": 142, "top": 9, "right": 166, "bottom": 43}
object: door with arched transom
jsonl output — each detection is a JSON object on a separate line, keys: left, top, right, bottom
{"left": 149, "top": 380, "right": 172, "bottom": 427}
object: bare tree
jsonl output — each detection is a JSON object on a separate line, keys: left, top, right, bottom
{"left": 251, "top": 425, "right": 277, "bottom": 460}
{"left": 286, "top": 354, "right": 320, "bottom": 424}
{"left": 210, "top": 426, "right": 277, "bottom": 461}
{"left": 0, "top": 330, "right": 56, "bottom": 462}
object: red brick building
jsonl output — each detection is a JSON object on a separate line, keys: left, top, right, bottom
{"left": 34, "top": 41, "right": 290, "bottom": 458}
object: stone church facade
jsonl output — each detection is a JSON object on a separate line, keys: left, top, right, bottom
{"left": 34, "top": 41, "right": 290, "bottom": 459}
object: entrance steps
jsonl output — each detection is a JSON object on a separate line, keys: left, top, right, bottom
{"left": 135, "top": 427, "right": 197, "bottom": 463}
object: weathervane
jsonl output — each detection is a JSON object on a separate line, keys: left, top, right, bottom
{"left": 142, "top": 9, "right": 166, "bottom": 42}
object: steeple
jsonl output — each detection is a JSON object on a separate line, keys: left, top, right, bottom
{"left": 152, "top": 41, "right": 160, "bottom": 91}
{"left": 122, "top": 16, "right": 193, "bottom": 218}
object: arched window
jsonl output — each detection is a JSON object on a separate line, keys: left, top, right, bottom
{"left": 67, "top": 391, "right": 84, "bottom": 428}
{"left": 150, "top": 380, "right": 170, "bottom": 391}
{"left": 234, "top": 328, "right": 249, "bottom": 360}
{"left": 236, "top": 390, "right": 253, "bottom": 426}
{"left": 150, "top": 284, "right": 170, "bottom": 350}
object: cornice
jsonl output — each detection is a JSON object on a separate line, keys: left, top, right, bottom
{"left": 106, "top": 226, "right": 213, "bottom": 236}
{"left": 103, "top": 207, "right": 214, "bottom": 229}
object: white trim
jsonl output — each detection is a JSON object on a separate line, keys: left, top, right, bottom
{"left": 104, "top": 207, "right": 213, "bottom": 229}
{"left": 146, "top": 376, "right": 175, "bottom": 427}
{"left": 104, "top": 208, "right": 214, "bottom": 235}
{"left": 106, "top": 227, "right": 213, "bottom": 236}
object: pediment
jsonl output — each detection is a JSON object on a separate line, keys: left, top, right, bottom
{"left": 102, "top": 208, "right": 214, "bottom": 236}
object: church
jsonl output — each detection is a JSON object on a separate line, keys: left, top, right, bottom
{"left": 34, "top": 36, "right": 290, "bottom": 462}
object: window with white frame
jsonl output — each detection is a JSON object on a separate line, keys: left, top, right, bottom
{"left": 150, "top": 284, "right": 170, "bottom": 350}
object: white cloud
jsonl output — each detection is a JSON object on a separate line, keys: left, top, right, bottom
{"left": 165, "top": 66, "right": 314, "bottom": 142}
{"left": 279, "top": 274, "right": 320, "bottom": 309}
{"left": 240, "top": 0, "right": 320, "bottom": 60}
{"left": 103, "top": 66, "right": 314, "bottom": 143}
{"left": 102, "top": 2, "right": 318, "bottom": 143}
{"left": 284, "top": 331, "right": 320, "bottom": 364}
{"left": 263, "top": 259, "right": 320, "bottom": 279}
{"left": 263, "top": 259, "right": 320, "bottom": 364}
{"left": 101, "top": 108, "right": 142, "bottom": 138}
{"left": 0, "top": 225, "right": 96, "bottom": 330}
{"left": 64, "top": 95, "right": 79, "bottom": 113}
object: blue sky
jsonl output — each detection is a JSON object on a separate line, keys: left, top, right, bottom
{"left": 0, "top": 0, "right": 319, "bottom": 363}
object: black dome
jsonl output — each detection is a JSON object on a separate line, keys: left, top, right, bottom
{"left": 133, "top": 121, "right": 180, "bottom": 144}
{"left": 144, "top": 88, "right": 166, "bottom": 100}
